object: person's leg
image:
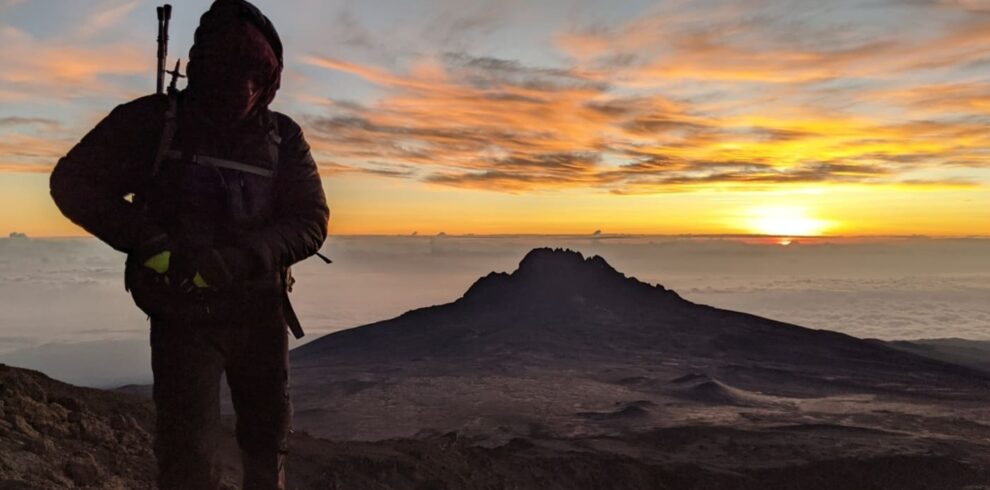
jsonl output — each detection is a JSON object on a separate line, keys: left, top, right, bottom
{"left": 150, "top": 316, "right": 227, "bottom": 490}
{"left": 225, "top": 300, "right": 291, "bottom": 490}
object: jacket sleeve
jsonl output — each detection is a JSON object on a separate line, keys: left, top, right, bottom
{"left": 239, "top": 115, "right": 330, "bottom": 272}
{"left": 49, "top": 96, "right": 166, "bottom": 254}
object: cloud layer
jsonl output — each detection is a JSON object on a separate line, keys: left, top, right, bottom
{"left": 293, "top": 0, "right": 990, "bottom": 193}
{"left": 4, "top": 0, "right": 990, "bottom": 192}
{"left": 2, "top": 235, "right": 988, "bottom": 386}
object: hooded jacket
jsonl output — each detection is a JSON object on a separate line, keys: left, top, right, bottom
{"left": 49, "top": 0, "right": 329, "bottom": 323}
{"left": 188, "top": 0, "right": 284, "bottom": 108}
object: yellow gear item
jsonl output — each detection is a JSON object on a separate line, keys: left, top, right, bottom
{"left": 143, "top": 250, "right": 171, "bottom": 274}
{"left": 193, "top": 272, "right": 209, "bottom": 288}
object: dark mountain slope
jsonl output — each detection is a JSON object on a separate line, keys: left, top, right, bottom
{"left": 292, "top": 248, "right": 988, "bottom": 398}
{"left": 284, "top": 248, "right": 990, "bottom": 451}
{"left": 882, "top": 338, "right": 990, "bottom": 374}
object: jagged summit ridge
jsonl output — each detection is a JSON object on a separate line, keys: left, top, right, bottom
{"left": 458, "top": 247, "right": 677, "bottom": 305}
{"left": 497, "top": 247, "right": 625, "bottom": 283}
{"left": 515, "top": 247, "right": 622, "bottom": 278}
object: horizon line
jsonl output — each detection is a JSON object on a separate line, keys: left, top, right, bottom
{"left": 12, "top": 232, "right": 990, "bottom": 240}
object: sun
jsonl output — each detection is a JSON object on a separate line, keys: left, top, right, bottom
{"left": 745, "top": 206, "right": 830, "bottom": 236}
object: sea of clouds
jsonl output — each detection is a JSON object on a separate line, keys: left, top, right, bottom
{"left": 1, "top": 234, "right": 988, "bottom": 387}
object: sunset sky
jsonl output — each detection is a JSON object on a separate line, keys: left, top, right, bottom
{"left": 2, "top": 0, "right": 989, "bottom": 237}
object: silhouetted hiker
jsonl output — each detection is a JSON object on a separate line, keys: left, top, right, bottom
{"left": 49, "top": 1, "right": 329, "bottom": 488}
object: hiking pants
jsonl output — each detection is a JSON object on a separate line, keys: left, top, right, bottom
{"left": 150, "top": 295, "right": 290, "bottom": 490}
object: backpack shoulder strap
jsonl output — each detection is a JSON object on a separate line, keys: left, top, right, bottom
{"left": 267, "top": 111, "right": 282, "bottom": 179}
{"left": 151, "top": 93, "right": 179, "bottom": 178}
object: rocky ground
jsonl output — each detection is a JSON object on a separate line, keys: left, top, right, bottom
{"left": 0, "top": 363, "right": 157, "bottom": 489}
{"left": 3, "top": 363, "right": 990, "bottom": 489}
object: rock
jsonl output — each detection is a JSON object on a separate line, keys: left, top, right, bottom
{"left": 64, "top": 453, "right": 102, "bottom": 487}
{"left": 50, "top": 396, "right": 83, "bottom": 412}
{"left": 0, "top": 479, "right": 48, "bottom": 490}
{"left": 42, "top": 400, "right": 69, "bottom": 420}
{"left": 79, "top": 417, "right": 115, "bottom": 445}
{"left": 24, "top": 437, "right": 55, "bottom": 456}
{"left": 33, "top": 419, "right": 70, "bottom": 439}
{"left": 110, "top": 413, "right": 137, "bottom": 431}
{"left": 23, "top": 399, "right": 69, "bottom": 438}
{"left": 8, "top": 377, "right": 45, "bottom": 403}
{"left": 11, "top": 415, "right": 39, "bottom": 439}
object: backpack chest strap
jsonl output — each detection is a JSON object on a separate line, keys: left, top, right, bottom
{"left": 165, "top": 150, "right": 275, "bottom": 178}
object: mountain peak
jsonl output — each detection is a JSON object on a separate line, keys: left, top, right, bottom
{"left": 458, "top": 247, "right": 677, "bottom": 307}
{"left": 516, "top": 247, "right": 615, "bottom": 276}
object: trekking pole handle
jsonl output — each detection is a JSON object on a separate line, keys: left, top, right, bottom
{"left": 156, "top": 4, "right": 171, "bottom": 95}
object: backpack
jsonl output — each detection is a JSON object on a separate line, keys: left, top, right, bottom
{"left": 133, "top": 91, "right": 306, "bottom": 338}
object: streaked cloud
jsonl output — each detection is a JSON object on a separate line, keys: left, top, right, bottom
{"left": 0, "top": 130, "right": 74, "bottom": 173}
{"left": 261, "top": 0, "right": 988, "bottom": 194}
{"left": 0, "top": 26, "right": 146, "bottom": 102}
{"left": 0, "top": 116, "right": 59, "bottom": 129}
{"left": 75, "top": 1, "right": 140, "bottom": 39}
{"left": 300, "top": 52, "right": 987, "bottom": 192}
{"left": 7, "top": 0, "right": 990, "bottom": 192}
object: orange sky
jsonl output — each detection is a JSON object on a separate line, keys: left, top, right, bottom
{"left": 2, "top": 0, "right": 989, "bottom": 237}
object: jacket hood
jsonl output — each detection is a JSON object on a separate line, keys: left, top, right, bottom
{"left": 186, "top": 0, "right": 283, "bottom": 110}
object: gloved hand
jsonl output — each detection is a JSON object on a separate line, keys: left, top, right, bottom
{"left": 143, "top": 250, "right": 171, "bottom": 274}
{"left": 135, "top": 233, "right": 171, "bottom": 267}
{"left": 135, "top": 233, "right": 173, "bottom": 285}
{"left": 136, "top": 235, "right": 252, "bottom": 293}
{"left": 166, "top": 247, "right": 203, "bottom": 293}
{"left": 136, "top": 241, "right": 204, "bottom": 293}
{"left": 174, "top": 247, "right": 252, "bottom": 292}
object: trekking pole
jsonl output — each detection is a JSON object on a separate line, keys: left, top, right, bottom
{"left": 156, "top": 4, "right": 171, "bottom": 95}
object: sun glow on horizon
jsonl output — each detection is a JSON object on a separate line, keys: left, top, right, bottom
{"left": 745, "top": 206, "right": 831, "bottom": 237}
